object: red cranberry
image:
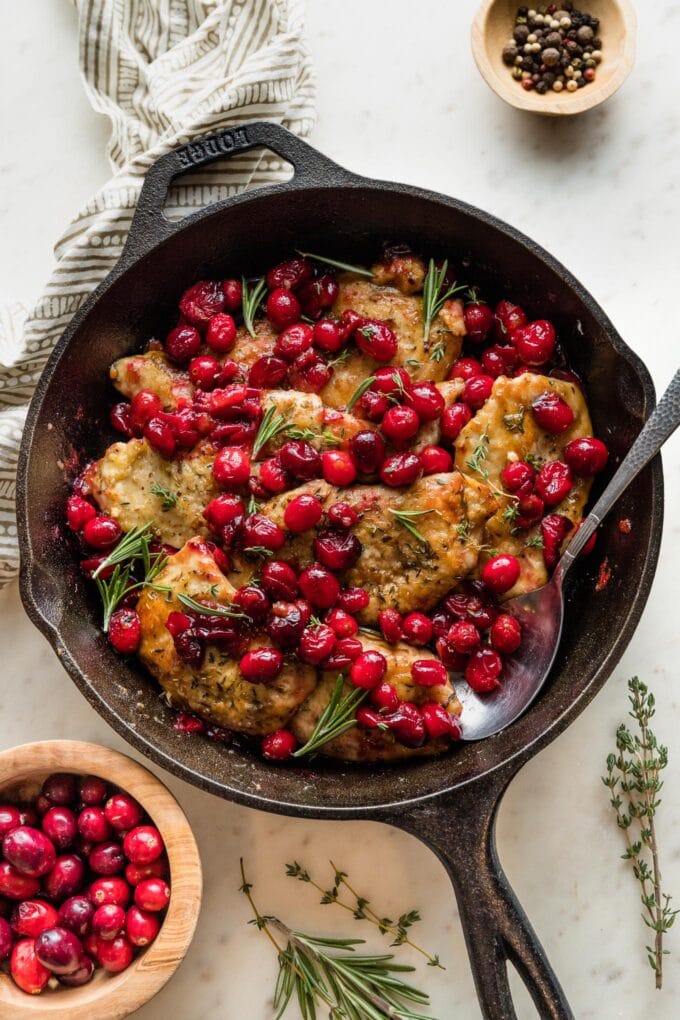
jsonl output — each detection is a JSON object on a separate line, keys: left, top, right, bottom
{"left": 326, "top": 608, "right": 359, "bottom": 638}
{"left": 436, "top": 637, "right": 467, "bottom": 670}
{"left": 97, "top": 933, "right": 134, "bottom": 973}
{"left": 110, "top": 401, "right": 133, "bottom": 436}
{"left": 239, "top": 648, "right": 284, "bottom": 684}
{"left": 266, "top": 257, "right": 313, "bottom": 291}
{"left": 204, "top": 494, "right": 245, "bottom": 533}
{"left": 298, "top": 624, "right": 336, "bottom": 665}
{"left": 322, "top": 450, "right": 358, "bottom": 486}
{"left": 262, "top": 729, "right": 297, "bottom": 760}
{"left": 430, "top": 610, "right": 453, "bottom": 639}
{"left": 103, "top": 794, "right": 142, "bottom": 836}
{"left": 404, "top": 382, "right": 444, "bottom": 422}
{"left": 3, "top": 827, "right": 56, "bottom": 878}
{"left": 493, "top": 300, "right": 527, "bottom": 340}
{"left": 325, "top": 636, "right": 363, "bottom": 669}
{"left": 77, "top": 808, "right": 110, "bottom": 845}
{"left": 355, "top": 320, "right": 398, "bottom": 362}
{"left": 532, "top": 392, "right": 575, "bottom": 433}
{"left": 380, "top": 452, "right": 422, "bottom": 487}
{"left": 411, "top": 659, "right": 448, "bottom": 687}
{"left": 188, "top": 354, "right": 220, "bottom": 391}
{"left": 313, "top": 529, "right": 362, "bottom": 571}
{"left": 18, "top": 807, "right": 39, "bottom": 828}
{"left": 179, "top": 280, "right": 224, "bottom": 326}
{"left": 481, "top": 344, "right": 519, "bottom": 378}
{"left": 371, "top": 682, "right": 400, "bottom": 712}
{"left": 350, "top": 430, "right": 386, "bottom": 474}
{"left": 465, "top": 648, "right": 503, "bottom": 692}
{"left": 130, "top": 390, "right": 163, "bottom": 433}
{"left": 350, "top": 650, "right": 387, "bottom": 689}
{"left": 266, "top": 287, "right": 301, "bottom": 330}
{"left": 359, "top": 389, "right": 390, "bottom": 422}
{"left": 420, "top": 445, "right": 453, "bottom": 474}
{"left": 564, "top": 437, "right": 609, "bottom": 476}
{"left": 440, "top": 403, "right": 472, "bottom": 441}
{"left": 336, "top": 587, "right": 370, "bottom": 614}
{"left": 108, "top": 608, "right": 141, "bottom": 654}
{"left": 205, "top": 312, "right": 237, "bottom": 353}
{"left": 222, "top": 279, "right": 242, "bottom": 311}
{"left": 165, "top": 324, "right": 202, "bottom": 362}
{"left": 422, "top": 702, "right": 460, "bottom": 740}
{"left": 327, "top": 502, "right": 359, "bottom": 529}
{"left": 144, "top": 415, "right": 177, "bottom": 458}
{"left": 66, "top": 495, "right": 96, "bottom": 532}
{"left": 381, "top": 406, "right": 420, "bottom": 448}
{"left": 259, "top": 456, "right": 291, "bottom": 493}
{"left": 213, "top": 446, "right": 251, "bottom": 489}
{"left": 289, "top": 349, "right": 332, "bottom": 393}
{"left": 10, "top": 938, "right": 50, "bottom": 993}
{"left": 448, "top": 357, "right": 482, "bottom": 381}
{"left": 402, "top": 613, "right": 433, "bottom": 646}
{"left": 275, "top": 322, "right": 313, "bottom": 361}
{"left": 78, "top": 776, "right": 108, "bottom": 806}
{"left": 248, "top": 354, "right": 289, "bottom": 388}
{"left": 447, "top": 620, "right": 481, "bottom": 654}
{"left": 372, "top": 366, "right": 411, "bottom": 397}
{"left": 298, "top": 273, "right": 339, "bottom": 319}
{"left": 208, "top": 383, "right": 248, "bottom": 418}
{"left": 58, "top": 896, "right": 94, "bottom": 937}
{"left": 0, "top": 916, "right": 11, "bottom": 960}
{"left": 43, "top": 774, "right": 78, "bottom": 807}
{"left": 516, "top": 492, "right": 545, "bottom": 528}
{"left": 92, "top": 903, "right": 125, "bottom": 940}
{"left": 265, "top": 601, "right": 307, "bottom": 649}
{"left": 89, "top": 876, "right": 131, "bottom": 908}
{"left": 490, "top": 614, "right": 522, "bottom": 654}
{"left": 541, "top": 513, "right": 574, "bottom": 570}
{"left": 11, "top": 900, "right": 59, "bottom": 938}
{"left": 279, "top": 440, "right": 321, "bottom": 481}
{"left": 511, "top": 319, "right": 556, "bottom": 365}
{"left": 535, "top": 461, "right": 573, "bottom": 506}
{"left": 261, "top": 562, "right": 298, "bottom": 602}
{"left": 125, "top": 905, "right": 160, "bottom": 946}
{"left": 123, "top": 827, "right": 164, "bottom": 866}
{"left": 481, "top": 554, "right": 521, "bottom": 594}
{"left": 89, "top": 842, "right": 125, "bottom": 876}
{"left": 82, "top": 515, "right": 121, "bottom": 550}
{"left": 59, "top": 954, "right": 95, "bottom": 986}
{"left": 44, "top": 855, "right": 86, "bottom": 900}
{"left": 501, "top": 461, "right": 536, "bottom": 492}
{"left": 0, "top": 862, "right": 40, "bottom": 900}
{"left": 298, "top": 564, "right": 341, "bottom": 609}
{"left": 313, "top": 319, "right": 343, "bottom": 353}
{"left": 356, "top": 706, "right": 385, "bottom": 728}
{"left": 464, "top": 302, "right": 495, "bottom": 342}
{"left": 242, "top": 513, "right": 285, "bottom": 551}
{"left": 0, "top": 806, "right": 21, "bottom": 838}
{"left": 385, "top": 703, "right": 426, "bottom": 747}
{"left": 134, "top": 878, "right": 170, "bottom": 913}
{"left": 35, "top": 926, "right": 84, "bottom": 974}
{"left": 41, "top": 807, "right": 77, "bottom": 851}
{"left": 462, "top": 374, "right": 494, "bottom": 410}
{"left": 378, "top": 609, "right": 403, "bottom": 643}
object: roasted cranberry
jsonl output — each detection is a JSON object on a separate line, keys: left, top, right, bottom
{"left": 446, "top": 593, "right": 496, "bottom": 630}
{"left": 313, "top": 529, "right": 362, "bottom": 571}
{"left": 411, "top": 659, "right": 448, "bottom": 687}
{"left": 381, "top": 406, "right": 420, "bottom": 448}
{"left": 180, "top": 280, "right": 224, "bottom": 326}
{"left": 0, "top": 806, "right": 21, "bottom": 839}
{"left": 532, "top": 391, "right": 575, "bottom": 433}
{"left": 82, "top": 515, "right": 121, "bottom": 550}
{"left": 493, "top": 300, "right": 527, "bottom": 340}
{"left": 208, "top": 383, "right": 248, "bottom": 418}
{"left": 511, "top": 319, "right": 556, "bottom": 365}
{"left": 298, "top": 564, "right": 341, "bottom": 610}
{"left": 275, "top": 322, "right": 313, "bottom": 361}
{"left": 222, "top": 279, "right": 242, "bottom": 311}
{"left": 350, "top": 430, "right": 386, "bottom": 474}
{"left": 259, "top": 456, "right": 291, "bottom": 493}
{"left": 144, "top": 414, "right": 177, "bottom": 458}
{"left": 3, "top": 827, "right": 56, "bottom": 878}
{"left": 298, "top": 624, "right": 336, "bottom": 664}
{"left": 401, "top": 613, "right": 433, "bottom": 646}
{"left": 125, "top": 905, "right": 160, "bottom": 947}
{"left": 421, "top": 702, "right": 459, "bottom": 740}
{"left": 187, "top": 354, "right": 220, "bottom": 391}
{"left": 11, "top": 899, "right": 59, "bottom": 938}
{"left": 66, "top": 495, "right": 96, "bottom": 532}
{"left": 514, "top": 492, "right": 543, "bottom": 528}
{"left": 239, "top": 648, "right": 284, "bottom": 684}
{"left": 349, "top": 650, "right": 387, "bottom": 690}
{"left": 565, "top": 437, "right": 609, "bottom": 476}
{"left": 265, "top": 601, "right": 306, "bottom": 649}
{"left": 10, "top": 938, "right": 51, "bottom": 993}
{"left": 89, "top": 842, "right": 125, "bottom": 877}
{"left": 133, "top": 878, "right": 170, "bottom": 913}
{"left": 108, "top": 608, "right": 141, "bottom": 655}
{"left": 407, "top": 382, "right": 445, "bottom": 423}
{"left": 242, "top": 513, "right": 285, "bottom": 551}
{"left": 481, "top": 554, "right": 521, "bottom": 594}
{"left": 447, "top": 620, "right": 481, "bottom": 654}
{"left": 370, "top": 366, "right": 409, "bottom": 398}
{"left": 213, "top": 446, "right": 251, "bottom": 489}
{"left": 420, "top": 446, "right": 453, "bottom": 475}
{"left": 92, "top": 903, "right": 125, "bottom": 940}
{"left": 355, "top": 319, "right": 398, "bottom": 362}
{"left": 298, "top": 273, "right": 339, "bottom": 319}
{"left": 248, "top": 354, "right": 289, "bottom": 388}
{"left": 325, "top": 636, "right": 363, "bottom": 669}
{"left": 490, "top": 614, "right": 522, "bottom": 654}
{"left": 326, "top": 608, "right": 359, "bottom": 638}
{"left": 123, "top": 827, "right": 164, "bottom": 866}
{"left": 321, "top": 450, "right": 357, "bottom": 486}
{"left": 440, "top": 402, "right": 472, "bottom": 441}
{"left": 465, "top": 647, "right": 503, "bottom": 692}
{"left": 165, "top": 324, "right": 202, "bottom": 363}
{"left": 463, "top": 374, "right": 494, "bottom": 410}
{"left": 336, "top": 587, "right": 370, "bottom": 614}
{"left": 327, "top": 502, "right": 359, "bottom": 529}
{"left": 448, "top": 357, "right": 482, "bottom": 381}
{"left": 501, "top": 461, "right": 536, "bottom": 493}
{"left": 266, "top": 287, "right": 301, "bottom": 330}
{"left": 58, "top": 896, "right": 94, "bottom": 937}
{"left": 289, "top": 349, "right": 332, "bottom": 393}
{"left": 385, "top": 703, "right": 426, "bottom": 747}
{"left": 266, "top": 257, "right": 313, "bottom": 291}
{"left": 541, "top": 513, "right": 573, "bottom": 570}
{"left": 97, "top": 933, "right": 134, "bottom": 973}
{"left": 359, "top": 389, "right": 390, "bottom": 422}
{"left": 535, "top": 461, "right": 572, "bottom": 506}
{"left": 110, "top": 401, "right": 133, "bottom": 436}
{"left": 129, "top": 390, "right": 163, "bottom": 435}
{"left": 430, "top": 610, "right": 453, "bottom": 639}
{"left": 257, "top": 564, "right": 295, "bottom": 605}
{"left": 277, "top": 441, "right": 320, "bottom": 482}
{"left": 356, "top": 706, "right": 385, "bottom": 728}
{"left": 312, "top": 318, "right": 344, "bottom": 353}
{"left": 436, "top": 636, "right": 467, "bottom": 670}
{"left": 481, "top": 344, "right": 519, "bottom": 378}
{"left": 380, "top": 452, "right": 422, "bottom": 487}
{"left": 371, "top": 682, "right": 400, "bottom": 712}
{"left": 464, "top": 302, "right": 494, "bottom": 342}
{"left": 262, "top": 729, "right": 297, "bottom": 760}
{"left": 378, "top": 609, "right": 403, "bottom": 644}
{"left": 204, "top": 494, "right": 245, "bottom": 534}
{"left": 78, "top": 776, "right": 108, "bottom": 806}
{"left": 89, "top": 876, "right": 131, "bottom": 908}
{"left": 204, "top": 312, "right": 236, "bottom": 354}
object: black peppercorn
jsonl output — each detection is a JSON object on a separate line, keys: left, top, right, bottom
{"left": 514, "top": 24, "right": 530, "bottom": 43}
{"left": 536, "top": 80, "right": 550, "bottom": 94}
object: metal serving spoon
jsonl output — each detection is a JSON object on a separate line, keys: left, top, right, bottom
{"left": 458, "top": 367, "right": 680, "bottom": 741}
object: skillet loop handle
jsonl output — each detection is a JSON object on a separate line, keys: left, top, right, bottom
{"left": 122, "top": 121, "right": 349, "bottom": 261}
{"left": 384, "top": 773, "right": 574, "bottom": 1020}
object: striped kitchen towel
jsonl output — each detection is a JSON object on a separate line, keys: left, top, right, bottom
{"left": 0, "top": 0, "right": 315, "bottom": 585}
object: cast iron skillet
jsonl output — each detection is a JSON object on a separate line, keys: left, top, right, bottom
{"left": 17, "top": 122, "right": 662, "bottom": 1019}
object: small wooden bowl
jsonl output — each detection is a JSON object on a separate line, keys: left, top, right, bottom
{"left": 471, "top": 0, "right": 636, "bottom": 116}
{"left": 0, "top": 741, "right": 202, "bottom": 1020}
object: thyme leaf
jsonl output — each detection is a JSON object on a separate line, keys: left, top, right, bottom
{"left": 150, "top": 481, "right": 178, "bottom": 511}
{"left": 464, "top": 429, "right": 490, "bottom": 479}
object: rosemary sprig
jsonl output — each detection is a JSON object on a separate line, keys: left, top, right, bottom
{"left": 92, "top": 522, "right": 155, "bottom": 580}
{"left": 241, "top": 277, "right": 267, "bottom": 338}
{"left": 464, "top": 429, "right": 490, "bottom": 479}
{"left": 247, "top": 494, "right": 262, "bottom": 515}
{"left": 297, "top": 250, "right": 374, "bottom": 279}
{"left": 603, "top": 677, "right": 678, "bottom": 989}
{"left": 286, "top": 860, "right": 444, "bottom": 970}
{"left": 240, "top": 860, "right": 435, "bottom": 1020}
{"left": 253, "top": 404, "right": 290, "bottom": 458}
{"left": 293, "top": 675, "right": 368, "bottom": 758}
{"left": 177, "top": 593, "right": 249, "bottom": 620}
{"left": 347, "top": 375, "right": 376, "bottom": 412}
{"left": 90, "top": 523, "right": 169, "bottom": 631}
{"left": 421, "top": 259, "right": 466, "bottom": 342}
{"left": 150, "top": 481, "right": 178, "bottom": 511}
{"left": 388, "top": 508, "right": 435, "bottom": 546}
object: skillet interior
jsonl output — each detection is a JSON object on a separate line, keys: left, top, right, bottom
{"left": 17, "top": 181, "right": 662, "bottom": 816}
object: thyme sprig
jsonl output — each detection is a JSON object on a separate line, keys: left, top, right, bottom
{"left": 292, "top": 675, "right": 368, "bottom": 758}
{"left": 253, "top": 404, "right": 290, "bottom": 458}
{"left": 286, "top": 860, "right": 444, "bottom": 970}
{"left": 287, "top": 426, "right": 341, "bottom": 447}
{"left": 177, "top": 593, "right": 249, "bottom": 620}
{"left": 90, "top": 523, "right": 170, "bottom": 631}
{"left": 242, "top": 277, "right": 267, "bottom": 338}
{"left": 464, "top": 430, "right": 490, "bottom": 479}
{"left": 347, "top": 376, "right": 376, "bottom": 412}
{"left": 603, "top": 677, "right": 678, "bottom": 989}
{"left": 240, "top": 860, "right": 435, "bottom": 1020}
{"left": 150, "top": 481, "right": 178, "bottom": 511}
{"left": 297, "top": 250, "right": 375, "bottom": 279}
{"left": 421, "top": 259, "right": 466, "bottom": 342}
{"left": 388, "top": 508, "right": 436, "bottom": 547}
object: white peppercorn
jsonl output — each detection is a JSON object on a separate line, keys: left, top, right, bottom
{"left": 566, "top": 79, "right": 578, "bottom": 91}
{"left": 552, "top": 79, "right": 564, "bottom": 92}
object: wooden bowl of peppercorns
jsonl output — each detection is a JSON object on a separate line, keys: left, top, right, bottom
{"left": 471, "top": 0, "right": 636, "bottom": 115}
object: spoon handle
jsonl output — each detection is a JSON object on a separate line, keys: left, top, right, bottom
{"left": 561, "top": 367, "right": 680, "bottom": 571}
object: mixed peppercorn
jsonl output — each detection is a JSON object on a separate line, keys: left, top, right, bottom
{"left": 503, "top": 3, "right": 603, "bottom": 94}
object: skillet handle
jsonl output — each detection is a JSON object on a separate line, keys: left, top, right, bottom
{"left": 384, "top": 770, "right": 574, "bottom": 1020}
{"left": 122, "top": 121, "right": 350, "bottom": 260}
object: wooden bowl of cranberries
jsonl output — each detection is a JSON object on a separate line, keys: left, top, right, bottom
{"left": 0, "top": 741, "right": 201, "bottom": 1018}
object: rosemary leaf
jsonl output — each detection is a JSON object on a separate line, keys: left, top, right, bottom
{"left": 388, "top": 508, "right": 435, "bottom": 547}
{"left": 242, "top": 277, "right": 267, "bottom": 338}
{"left": 421, "top": 258, "right": 466, "bottom": 343}
{"left": 346, "top": 376, "right": 376, "bottom": 412}
{"left": 253, "top": 404, "right": 291, "bottom": 459}
{"left": 177, "top": 593, "right": 249, "bottom": 620}
{"left": 297, "top": 251, "right": 374, "bottom": 279}
{"left": 293, "top": 676, "right": 368, "bottom": 758}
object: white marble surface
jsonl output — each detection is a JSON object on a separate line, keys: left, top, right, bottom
{"left": 1, "top": 2, "right": 679, "bottom": 1017}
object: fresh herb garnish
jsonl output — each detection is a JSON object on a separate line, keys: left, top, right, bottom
{"left": 287, "top": 426, "right": 340, "bottom": 447}
{"left": 346, "top": 375, "right": 376, "bottom": 412}
{"left": 388, "top": 508, "right": 435, "bottom": 546}
{"left": 243, "top": 545, "right": 276, "bottom": 560}
{"left": 502, "top": 503, "right": 520, "bottom": 524}
{"left": 253, "top": 404, "right": 290, "bottom": 458}
{"left": 526, "top": 452, "right": 544, "bottom": 470}
{"left": 421, "top": 258, "right": 466, "bottom": 342}
{"left": 92, "top": 522, "right": 156, "bottom": 580}
{"left": 296, "top": 250, "right": 374, "bottom": 279}
{"left": 91, "top": 524, "right": 169, "bottom": 632}
{"left": 150, "top": 481, "right": 178, "bottom": 511}
{"left": 241, "top": 277, "right": 267, "bottom": 338}
{"left": 428, "top": 339, "right": 447, "bottom": 363}
{"left": 502, "top": 409, "right": 525, "bottom": 434}
{"left": 240, "top": 860, "right": 434, "bottom": 1020}
{"left": 293, "top": 675, "right": 368, "bottom": 758}
{"left": 247, "top": 494, "right": 262, "bottom": 516}
{"left": 455, "top": 519, "right": 471, "bottom": 542}
{"left": 603, "top": 678, "right": 678, "bottom": 989}
{"left": 524, "top": 533, "right": 544, "bottom": 549}
{"left": 177, "top": 593, "right": 249, "bottom": 620}
{"left": 465, "top": 430, "right": 490, "bottom": 479}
